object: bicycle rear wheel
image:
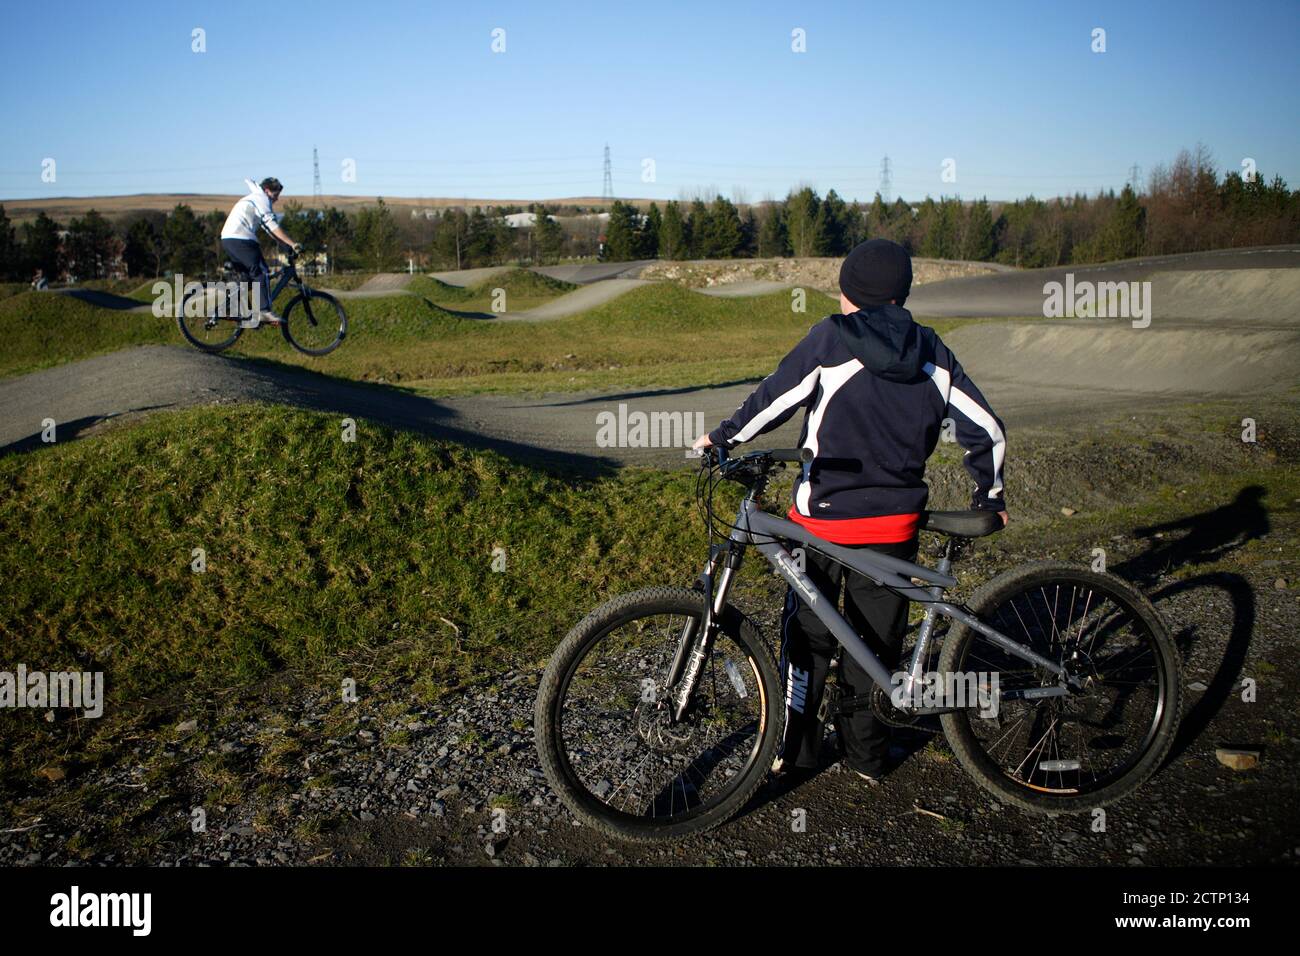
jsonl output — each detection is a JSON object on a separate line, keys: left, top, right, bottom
{"left": 939, "top": 562, "right": 1181, "bottom": 813}
{"left": 177, "top": 281, "right": 243, "bottom": 352}
{"left": 282, "top": 288, "right": 346, "bottom": 355}
{"left": 535, "top": 587, "right": 781, "bottom": 843}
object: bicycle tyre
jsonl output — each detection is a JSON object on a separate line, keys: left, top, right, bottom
{"left": 939, "top": 561, "right": 1181, "bottom": 814}
{"left": 534, "top": 586, "right": 782, "bottom": 843}
{"left": 281, "top": 288, "right": 346, "bottom": 356}
{"left": 177, "top": 282, "right": 243, "bottom": 353}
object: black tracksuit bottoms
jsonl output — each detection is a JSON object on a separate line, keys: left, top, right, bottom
{"left": 777, "top": 536, "right": 918, "bottom": 776}
{"left": 221, "top": 238, "right": 271, "bottom": 314}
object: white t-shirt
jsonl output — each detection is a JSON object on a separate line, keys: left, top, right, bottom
{"left": 221, "top": 179, "right": 280, "bottom": 241}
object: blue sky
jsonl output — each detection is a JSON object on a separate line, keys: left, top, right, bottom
{"left": 2, "top": 0, "right": 1297, "bottom": 203}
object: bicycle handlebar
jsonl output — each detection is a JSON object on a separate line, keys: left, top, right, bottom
{"left": 703, "top": 445, "right": 812, "bottom": 480}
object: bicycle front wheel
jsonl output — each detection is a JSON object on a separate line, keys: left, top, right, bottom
{"left": 535, "top": 587, "right": 781, "bottom": 843}
{"left": 282, "top": 288, "right": 346, "bottom": 355}
{"left": 939, "top": 562, "right": 1181, "bottom": 813}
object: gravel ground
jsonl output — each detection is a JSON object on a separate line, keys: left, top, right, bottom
{"left": 3, "top": 522, "right": 1296, "bottom": 867}
{"left": 2, "top": 405, "right": 1298, "bottom": 867}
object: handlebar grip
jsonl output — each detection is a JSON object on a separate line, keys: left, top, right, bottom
{"left": 701, "top": 445, "right": 728, "bottom": 466}
{"left": 769, "top": 448, "right": 813, "bottom": 464}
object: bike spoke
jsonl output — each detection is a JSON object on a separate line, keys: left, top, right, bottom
{"left": 556, "top": 609, "right": 764, "bottom": 825}
{"left": 960, "top": 578, "right": 1166, "bottom": 796}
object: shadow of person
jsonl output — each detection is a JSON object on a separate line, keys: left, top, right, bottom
{"left": 1112, "top": 485, "right": 1269, "bottom": 766}
{"left": 1121, "top": 486, "right": 1269, "bottom": 585}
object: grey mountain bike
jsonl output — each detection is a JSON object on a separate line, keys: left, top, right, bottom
{"left": 535, "top": 446, "right": 1182, "bottom": 842}
{"left": 177, "top": 248, "right": 347, "bottom": 356}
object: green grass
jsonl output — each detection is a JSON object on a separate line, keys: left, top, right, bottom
{"left": 312, "top": 268, "right": 576, "bottom": 315}
{"left": 126, "top": 278, "right": 166, "bottom": 302}
{"left": 0, "top": 291, "right": 173, "bottom": 377}
{"left": 0, "top": 404, "right": 702, "bottom": 736}
{"left": 74, "top": 278, "right": 145, "bottom": 295}
{"left": 0, "top": 279, "right": 1009, "bottom": 395}
{"left": 407, "top": 267, "right": 577, "bottom": 314}
{"left": 257, "top": 283, "right": 848, "bottom": 392}
{"left": 312, "top": 273, "right": 382, "bottom": 291}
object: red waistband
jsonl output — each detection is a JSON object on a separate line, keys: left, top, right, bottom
{"left": 787, "top": 506, "right": 920, "bottom": 544}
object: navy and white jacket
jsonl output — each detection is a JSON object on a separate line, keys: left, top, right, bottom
{"left": 708, "top": 304, "right": 1006, "bottom": 521}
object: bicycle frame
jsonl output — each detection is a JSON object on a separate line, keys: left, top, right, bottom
{"left": 225, "top": 260, "right": 301, "bottom": 319}
{"left": 669, "top": 494, "right": 1073, "bottom": 720}
{"left": 265, "top": 263, "right": 300, "bottom": 303}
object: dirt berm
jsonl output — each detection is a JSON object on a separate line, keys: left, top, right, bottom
{"left": 1149, "top": 268, "right": 1300, "bottom": 323}
{"left": 946, "top": 319, "right": 1299, "bottom": 397}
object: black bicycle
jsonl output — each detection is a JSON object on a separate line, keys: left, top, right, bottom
{"left": 177, "top": 249, "right": 347, "bottom": 355}
{"left": 535, "top": 446, "right": 1182, "bottom": 842}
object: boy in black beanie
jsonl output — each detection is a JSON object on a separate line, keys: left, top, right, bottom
{"left": 693, "top": 238, "right": 1007, "bottom": 784}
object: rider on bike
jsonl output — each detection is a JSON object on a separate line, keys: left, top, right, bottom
{"left": 220, "top": 177, "right": 301, "bottom": 325}
{"left": 692, "top": 238, "right": 1008, "bottom": 786}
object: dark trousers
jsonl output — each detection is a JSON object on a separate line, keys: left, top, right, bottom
{"left": 221, "top": 238, "right": 271, "bottom": 314}
{"left": 777, "top": 537, "right": 917, "bottom": 776}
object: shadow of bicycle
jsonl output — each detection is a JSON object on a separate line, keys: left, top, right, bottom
{"left": 1112, "top": 485, "right": 1268, "bottom": 764}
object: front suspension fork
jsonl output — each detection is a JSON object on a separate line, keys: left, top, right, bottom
{"left": 666, "top": 543, "right": 741, "bottom": 720}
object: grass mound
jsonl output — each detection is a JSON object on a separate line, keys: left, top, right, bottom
{"left": 0, "top": 291, "right": 172, "bottom": 377}
{"left": 311, "top": 273, "right": 382, "bottom": 292}
{"left": 239, "top": 282, "right": 843, "bottom": 390}
{"left": 467, "top": 268, "right": 576, "bottom": 299}
{"left": 0, "top": 404, "right": 700, "bottom": 713}
{"left": 408, "top": 268, "right": 577, "bottom": 312}
{"left": 0, "top": 279, "right": 977, "bottom": 397}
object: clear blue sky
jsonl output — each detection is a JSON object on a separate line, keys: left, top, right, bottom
{"left": 2, "top": 0, "right": 1297, "bottom": 203}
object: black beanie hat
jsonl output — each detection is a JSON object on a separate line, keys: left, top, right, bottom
{"left": 838, "top": 238, "right": 912, "bottom": 309}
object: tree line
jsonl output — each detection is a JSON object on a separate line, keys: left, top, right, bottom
{"left": 595, "top": 147, "right": 1296, "bottom": 267}
{"left": 1, "top": 147, "right": 1294, "bottom": 281}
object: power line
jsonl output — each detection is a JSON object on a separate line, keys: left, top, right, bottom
{"left": 880, "top": 155, "right": 892, "bottom": 204}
